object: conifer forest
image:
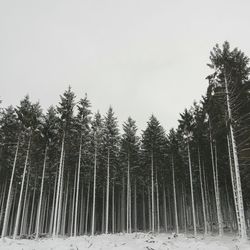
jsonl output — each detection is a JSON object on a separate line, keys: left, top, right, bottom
{"left": 1, "top": 42, "right": 250, "bottom": 241}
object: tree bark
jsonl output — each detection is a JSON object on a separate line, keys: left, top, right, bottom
{"left": 91, "top": 146, "right": 97, "bottom": 235}
{"left": 172, "top": 155, "right": 179, "bottom": 234}
{"left": 35, "top": 145, "right": 48, "bottom": 239}
{"left": 13, "top": 134, "right": 31, "bottom": 239}
{"left": 187, "top": 142, "right": 196, "bottom": 237}
{"left": 1, "top": 137, "right": 20, "bottom": 238}
{"left": 105, "top": 148, "right": 110, "bottom": 234}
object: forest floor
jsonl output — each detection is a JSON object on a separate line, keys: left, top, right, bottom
{"left": 0, "top": 232, "right": 249, "bottom": 250}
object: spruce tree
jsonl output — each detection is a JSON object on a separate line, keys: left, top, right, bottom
{"left": 120, "top": 117, "right": 140, "bottom": 233}
{"left": 53, "top": 87, "right": 76, "bottom": 237}
{"left": 102, "top": 107, "right": 120, "bottom": 233}
{"left": 141, "top": 115, "right": 165, "bottom": 233}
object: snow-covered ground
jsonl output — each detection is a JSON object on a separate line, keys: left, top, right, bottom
{"left": 0, "top": 233, "right": 249, "bottom": 250}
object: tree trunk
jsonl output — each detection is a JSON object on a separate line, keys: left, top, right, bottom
{"left": 91, "top": 146, "right": 97, "bottom": 235}
{"left": 102, "top": 186, "right": 105, "bottom": 234}
{"left": 112, "top": 182, "right": 115, "bottom": 234}
{"left": 155, "top": 173, "right": 160, "bottom": 233}
{"left": 172, "top": 155, "right": 179, "bottom": 234}
{"left": 53, "top": 131, "right": 65, "bottom": 237}
{"left": 198, "top": 146, "right": 208, "bottom": 235}
{"left": 151, "top": 152, "right": 155, "bottom": 233}
{"left": 224, "top": 71, "right": 247, "bottom": 239}
{"left": 35, "top": 145, "right": 48, "bottom": 239}
{"left": 1, "top": 137, "right": 20, "bottom": 238}
{"left": 105, "top": 148, "right": 110, "bottom": 234}
{"left": 127, "top": 154, "right": 131, "bottom": 233}
{"left": 148, "top": 186, "right": 152, "bottom": 231}
{"left": 85, "top": 181, "right": 90, "bottom": 234}
{"left": 182, "top": 183, "right": 187, "bottom": 234}
{"left": 121, "top": 175, "right": 125, "bottom": 232}
{"left": 74, "top": 136, "right": 82, "bottom": 237}
{"left": 163, "top": 183, "right": 168, "bottom": 232}
{"left": 134, "top": 180, "right": 137, "bottom": 232}
{"left": 20, "top": 167, "right": 30, "bottom": 235}
{"left": 28, "top": 176, "right": 37, "bottom": 235}
{"left": 13, "top": 134, "right": 31, "bottom": 239}
{"left": 56, "top": 152, "right": 65, "bottom": 236}
{"left": 71, "top": 169, "right": 77, "bottom": 236}
{"left": 142, "top": 186, "right": 146, "bottom": 231}
{"left": 49, "top": 171, "right": 57, "bottom": 235}
{"left": 214, "top": 141, "right": 223, "bottom": 236}
{"left": 187, "top": 142, "right": 196, "bottom": 237}
{"left": 0, "top": 180, "right": 7, "bottom": 228}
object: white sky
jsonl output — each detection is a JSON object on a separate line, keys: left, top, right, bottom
{"left": 1, "top": 0, "right": 250, "bottom": 133}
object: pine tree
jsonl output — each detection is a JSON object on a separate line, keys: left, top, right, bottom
{"left": 90, "top": 111, "right": 104, "bottom": 235}
{"left": 74, "top": 95, "right": 91, "bottom": 236}
{"left": 207, "top": 41, "right": 250, "bottom": 239}
{"left": 102, "top": 107, "right": 120, "bottom": 233}
{"left": 178, "top": 109, "right": 197, "bottom": 237}
{"left": 53, "top": 87, "right": 76, "bottom": 237}
{"left": 35, "top": 106, "right": 58, "bottom": 239}
{"left": 120, "top": 117, "right": 140, "bottom": 233}
{"left": 141, "top": 115, "right": 166, "bottom": 233}
{"left": 0, "top": 106, "right": 20, "bottom": 238}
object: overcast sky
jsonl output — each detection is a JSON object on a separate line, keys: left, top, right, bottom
{"left": 1, "top": 0, "right": 250, "bottom": 132}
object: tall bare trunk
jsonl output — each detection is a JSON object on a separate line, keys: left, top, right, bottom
{"left": 148, "top": 186, "right": 152, "bottom": 231}
{"left": 1, "top": 137, "right": 20, "bottom": 238}
{"left": 13, "top": 134, "right": 31, "bottom": 239}
{"left": 28, "top": 176, "right": 37, "bottom": 235}
{"left": 35, "top": 145, "right": 48, "bottom": 239}
{"left": 224, "top": 71, "right": 247, "bottom": 239}
{"left": 155, "top": 173, "right": 160, "bottom": 233}
{"left": 102, "top": 187, "right": 105, "bottom": 233}
{"left": 182, "top": 184, "right": 187, "bottom": 234}
{"left": 91, "top": 146, "right": 97, "bottom": 235}
{"left": 134, "top": 180, "right": 137, "bottom": 232}
{"left": 127, "top": 154, "right": 131, "bottom": 233}
{"left": 49, "top": 172, "right": 58, "bottom": 235}
{"left": 105, "top": 148, "right": 110, "bottom": 234}
{"left": 0, "top": 180, "right": 7, "bottom": 228}
{"left": 74, "top": 136, "right": 82, "bottom": 237}
{"left": 53, "top": 131, "right": 65, "bottom": 237}
{"left": 112, "top": 182, "right": 115, "bottom": 234}
{"left": 121, "top": 175, "right": 125, "bottom": 232}
{"left": 56, "top": 152, "right": 65, "bottom": 236}
{"left": 172, "top": 155, "right": 179, "bottom": 234}
{"left": 85, "top": 181, "right": 90, "bottom": 234}
{"left": 214, "top": 141, "right": 223, "bottom": 236}
{"left": 187, "top": 142, "right": 196, "bottom": 237}
{"left": 163, "top": 183, "right": 167, "bottom": 232}
{"left": 142, "top": 186, "right": 146, "bottom": 231}
{"left": 151, "top": 152, "right": 155, "bottom": 233}
{"left": 20, "top": 167, "right": 30, "bottom": 235}
{"left": 198, "top": 146, "right": 207, "bottom": 235}
{"left": 71, "top": 169, "right": 77, "bottom": 236}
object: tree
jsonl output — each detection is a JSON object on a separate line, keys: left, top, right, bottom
{"left": 120, "top": 117, "right": 140, "bottom": 233}
{"left": 141, "top": 115, "right": 166, "bottom": 233}
{"left": 13, "top": 96, "right": 42, "bottom": 239}
{"left": 53, "top": 87, "right": 76, "bottom": 237}
{"left": 74, "top": 95, "right": 91, "bottom": 236}
{"left": 0, "top": 106, "right": 20, "bottom": 238}
{"left": 208, "top": 41, "right": 250, "bottom": 239}
{"left": 102, "top": 107, "right": 120, "bottom": 233}
{"left": 35, "top": 106, "right": 58, "bottom": 239}
{"left": 178, "top": 109, "right": 197, "bottom": 237}
{"left": 91, "top": 111, "right": 103, "bottom": 235}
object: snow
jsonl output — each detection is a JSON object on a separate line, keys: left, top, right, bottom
{"left": 0, "top": 233, "right": 249, "bottom": 250}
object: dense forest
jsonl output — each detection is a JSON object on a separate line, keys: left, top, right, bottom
{"left": 0, "top": 42, "right": 250, "bottom": 240}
